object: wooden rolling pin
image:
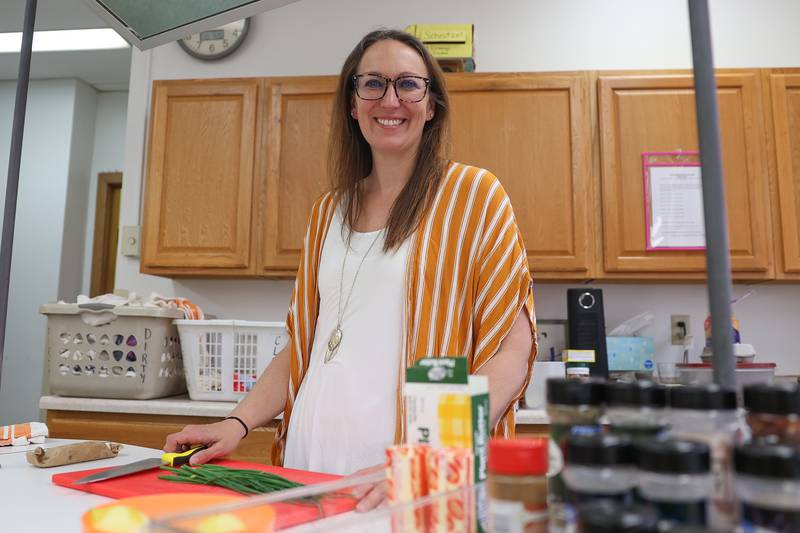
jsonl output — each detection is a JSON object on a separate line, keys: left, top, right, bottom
{"left": 26, "top": 441, "right": 122, "bottom": 468}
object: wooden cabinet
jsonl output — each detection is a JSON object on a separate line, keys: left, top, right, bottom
{"left": 447, "top": 73, "right": 596, "bottom": 279}
{"left": 141, "top": 79, "right": 261, "bottom": 276}
{"left": 598, "top": 71, "right": 774, "bottom": 280}
{"left": 258, "top": 77, "right": 338, "bottom": 276}
{"left": 765, "top": 70, "right": 800, "bottom": 279}
{"left": 46, "top": 410, "right": 278, "bottom": 464}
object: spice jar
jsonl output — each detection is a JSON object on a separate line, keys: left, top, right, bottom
{"left": 577, "top": 499, "right": 659, "bottom": 533}
{"left": 487, "top": 437, "right": 548, "bottom": 533}
{"left": 734, "top": 443, "right": 800, "bottom": 532}
{"left": 667, "top": 384, "right": 740, "bottom": 531}
{"left": 743, "top": 382, "right": 800, "bottom": 446}
{"left": 546, "top": 378, "right": 604, "bottom": 529}
{"left": 563, "top": 434, "right": 637, "bottom": 507}
{"left": 636, "top": 439, "right": 712, "bottom": 528}
{"left": 604, "top": 380, "right": 668, "bottom": 439}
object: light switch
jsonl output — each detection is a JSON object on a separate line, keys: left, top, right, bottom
{"left": 121, "top": 226, "right": 141, "bottom": 257}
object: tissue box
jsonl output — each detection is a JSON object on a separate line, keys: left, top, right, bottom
{"left": 606, "top": 337, "right": 655, "bottom": 372}
{"left": 404, "top": 357, "right": 489, "bottom": 482}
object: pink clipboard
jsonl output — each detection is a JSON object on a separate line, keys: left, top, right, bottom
{"left": 642, "top": 151, "right": 705, "bottom": 251}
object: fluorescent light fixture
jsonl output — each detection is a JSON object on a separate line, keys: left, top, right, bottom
{"left": 0, "top": 28, "right": 130, "bottom": 53}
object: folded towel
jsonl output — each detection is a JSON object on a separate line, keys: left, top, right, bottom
{"left": 1, "top": 422, "right": 48, "bottom": 446}
{"left": 68, "top": 292, "right": 204, "bottom": 320}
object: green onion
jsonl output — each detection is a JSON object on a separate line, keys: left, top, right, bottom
{"left": 158, "top": 464, "right": 305, "bottom": 496}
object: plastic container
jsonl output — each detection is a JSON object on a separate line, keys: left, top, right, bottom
{"left": 667, "top": 385, "right": 740, "bottom": 531}
{"left": 676, "top": 362, "right": 775, "bottom": 392}
{"left": 743, "top": 382, "right": 800, "bottom": 446}
{"left": 735, "top": 443, "right": 800, "bottom": 532}
{"left": 175, "top": 319, "right": 287, "bottom": 401}
{"left": 604, "top": 381, "right": 668, "bottom": 438}
{"left": 577, "top": 500, "right": 658, "bottom": 533}
{"left": 545, "top": 378, "right": 604, "bottom": 526}
{"left": 563, "top": 434, "right": 637, "bottom": 505}
{"left": 565, "top": 365, "right": 590, "bottom": 379}
{"left": 636, "top": 439, "right": 712, "bottom": 528}
{"left": 487, "top": 437, "right": 548, "bottom": 532}
{"left": 40, "top": 303, "right": 186, "bottom": 399}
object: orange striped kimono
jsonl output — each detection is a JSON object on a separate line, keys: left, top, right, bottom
{"left": 271, "top": 161, "right": 537, "bottom": 465}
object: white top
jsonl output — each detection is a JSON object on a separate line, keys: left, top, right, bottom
{"left": 0, "top": 439, "right": 163, "bottom": 532}
{"left": 284, "top": 209, "right": 411, "bottom": 475}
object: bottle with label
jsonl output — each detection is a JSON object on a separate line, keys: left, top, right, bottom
{"left": 487, "top": 437, "right": 548, "bottom": 533}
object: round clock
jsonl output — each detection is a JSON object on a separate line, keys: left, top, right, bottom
{"left": 178, "top": 18, "right": 251, "bottom": 60}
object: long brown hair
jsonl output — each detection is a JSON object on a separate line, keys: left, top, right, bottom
{"left": 328, "top": 29, "right": 450, "bottom": 251}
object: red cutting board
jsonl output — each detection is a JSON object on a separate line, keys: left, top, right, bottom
{"left": 53, "top": 459, "right": 356, "bottom": 529}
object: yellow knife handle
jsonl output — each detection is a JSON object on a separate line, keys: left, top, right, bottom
{"left": 162, "top": 445, "right": 207, "bottom": 467}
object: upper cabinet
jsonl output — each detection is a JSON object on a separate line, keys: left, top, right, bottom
{"left": 447, "top": 73, "right": 596, "bottom": 279}
{"left": 598, "top": 71, "right": 774, "bottom": 280}
{"left": 141, "top": 79, "right": 260, "bottom": 276}
{"left": 765, "top": 70, "right": 800, "bottom": 279}
{"left": 257, "top": 77, "right": 337, "bottom": 276}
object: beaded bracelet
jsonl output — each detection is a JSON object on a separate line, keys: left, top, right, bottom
{"left": 224, "top": 416, "right": 249, "bottom": 439}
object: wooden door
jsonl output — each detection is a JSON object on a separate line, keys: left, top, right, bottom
{"left": 141, "top": 79, "right": 259, "bottom": 275}
{"left": 766, "top": 70, "right": 800, "bottom": 279}
{"left": 90, "top": 172, "right": 122, "bottom": 296}
{"left": 447, "top": 73, "right": 595, "bottom": 279}
{"left": 258, "top": 77, "right": 337, "bottom": 276}
{"left": 598, "top": 71, "right": 773, "bottom": 280}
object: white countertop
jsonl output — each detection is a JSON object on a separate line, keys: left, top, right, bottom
{"left": 40, "top": 395, "right": 550, "bottom": 425}
{"left": 0, "top": 438, "right": 162, "bottom": 532}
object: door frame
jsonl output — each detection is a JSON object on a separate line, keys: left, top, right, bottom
{"left": 90, "top": 172, "right": 123, "bottom": 296}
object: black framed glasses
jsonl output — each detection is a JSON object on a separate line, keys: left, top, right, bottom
{"left": 352, "top": 74, "right": 431, "bottom": 103}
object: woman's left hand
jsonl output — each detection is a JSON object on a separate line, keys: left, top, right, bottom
{"left": 349, "top": 463, "right": 388, "bottom": 512}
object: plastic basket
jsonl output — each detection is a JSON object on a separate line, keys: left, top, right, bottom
{"left": 175, "top": 319, "right": 288, "bottom": 401}
{"left": 40, "top": 303, "right": 187, "bottom": 399}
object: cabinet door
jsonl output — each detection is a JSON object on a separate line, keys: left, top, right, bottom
{"left": 598, "top": 72, "right": 773, "bottom": 280}
{"left": 767, "top": 71, "right": 800, "bottom": 278}
{"left": 142, "top": 79, "right": 258, "bottom": 274}
{"left": 258, "top": 77, "right": 337, "bottom": 275}
{"left": 447, "top": 73, "right": 595, "bottom": 279}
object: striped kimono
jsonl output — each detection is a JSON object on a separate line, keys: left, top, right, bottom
{"left": 271, "top": 161, "right": 537, "bottom": 466}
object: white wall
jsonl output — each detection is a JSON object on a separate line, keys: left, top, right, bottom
{"left": 116, "top": 0, "right": 800, "bottom": 376}
{"left": 0, "top": 79, "right": 82, "bottom": 424}
{"left": 80, "top": 91, "right": 129, "bottom": 295}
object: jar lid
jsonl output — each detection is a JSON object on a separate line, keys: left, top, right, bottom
{"left": 668, "top": 384, "right": 737, "bottom": 411}
{"left": 546, "top": 378, "right": 605, "bottom": 406}
{"left": 604, "top": 380, "right": 667, "bottom": 408}
{"left": 636, "top": 439, "right": 710, "bottom": 475}
{"left": 488, "top": 437, "right": 547, "bottom": 476}
{"left": 735, "top": 443, "right": 800, "bottom": 480}
{"left": 577, "top": 500, "right": 658, "bottom": 532}
{"left": 743, "top": 383, "right": 800, "bottom": 415}
{"left": 567, "top": 434, "right": 635, "bottom": 467}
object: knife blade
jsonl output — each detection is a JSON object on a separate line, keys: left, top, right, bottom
{"left": 72, "top": 445, "right": 206, "bottom": 485}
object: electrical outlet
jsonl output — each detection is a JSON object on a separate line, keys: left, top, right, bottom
{"left": 671, "top": 314, "right": 690, "bottom": 345}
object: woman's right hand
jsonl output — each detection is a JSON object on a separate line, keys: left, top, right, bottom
{"left": 163, "top": 419, "right": 246, "bottom": 465}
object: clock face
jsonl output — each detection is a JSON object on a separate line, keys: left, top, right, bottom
{"left": 178, "top": 18, "right": 250, "bottom": 60}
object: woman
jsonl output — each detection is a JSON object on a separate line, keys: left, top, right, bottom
{"left": 165, "top": 29, "right": 536, "bottom": 510}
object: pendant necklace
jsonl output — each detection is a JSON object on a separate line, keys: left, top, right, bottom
{"left": 324, "top": 227, "right": 383, "bottom": 364}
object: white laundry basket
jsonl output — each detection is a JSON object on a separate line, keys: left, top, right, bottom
{"left": 175, "top": 320, "right": 288, "bottom": 401}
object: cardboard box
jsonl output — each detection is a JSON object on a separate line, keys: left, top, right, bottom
{"left": 404, "top": 24, "right": 474, "bottom": 60}
{"left": 404, "top": 357, "right": 489, "bottom": 482}
{"left": 606, "top": 336, "right": 655, "bottom": 372}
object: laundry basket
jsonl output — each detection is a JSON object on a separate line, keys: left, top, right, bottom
{"left": 175, "top": 320, "right": 288, "bottom": 401}
{"left": 40, "top": 303, "right": 186, "bottom": 399}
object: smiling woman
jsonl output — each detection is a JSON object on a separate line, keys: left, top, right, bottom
{"left": 165, "top": 27, "right": 537, "bottom": 514}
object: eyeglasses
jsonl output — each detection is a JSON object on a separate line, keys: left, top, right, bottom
{"left": 352, "top": 74, "right": 431, "bottom": 103}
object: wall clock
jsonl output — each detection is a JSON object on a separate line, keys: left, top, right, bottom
{"left": 178, "top": 18, "right": 251, "bottom": 60}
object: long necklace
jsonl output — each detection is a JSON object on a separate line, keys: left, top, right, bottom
{"left": 324, "top": 228, "right": 383, "bottom": 364}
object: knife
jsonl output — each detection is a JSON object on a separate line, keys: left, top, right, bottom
{"left": 72, "top": 445, "right": 207, "bottom": 485}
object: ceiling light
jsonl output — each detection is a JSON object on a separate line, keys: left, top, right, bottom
{"left": 0, "top": 28, "right": 130, "bottom": 53}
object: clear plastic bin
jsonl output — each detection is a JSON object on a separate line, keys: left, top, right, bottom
{"left": 40, "top": 303, "right": 186, "bottom": 399}
{"left": 677, "top": 362, "right": 775, "bottom": 392}
{"left": 175, "top": 319, "right": 288, "bottom": 402}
